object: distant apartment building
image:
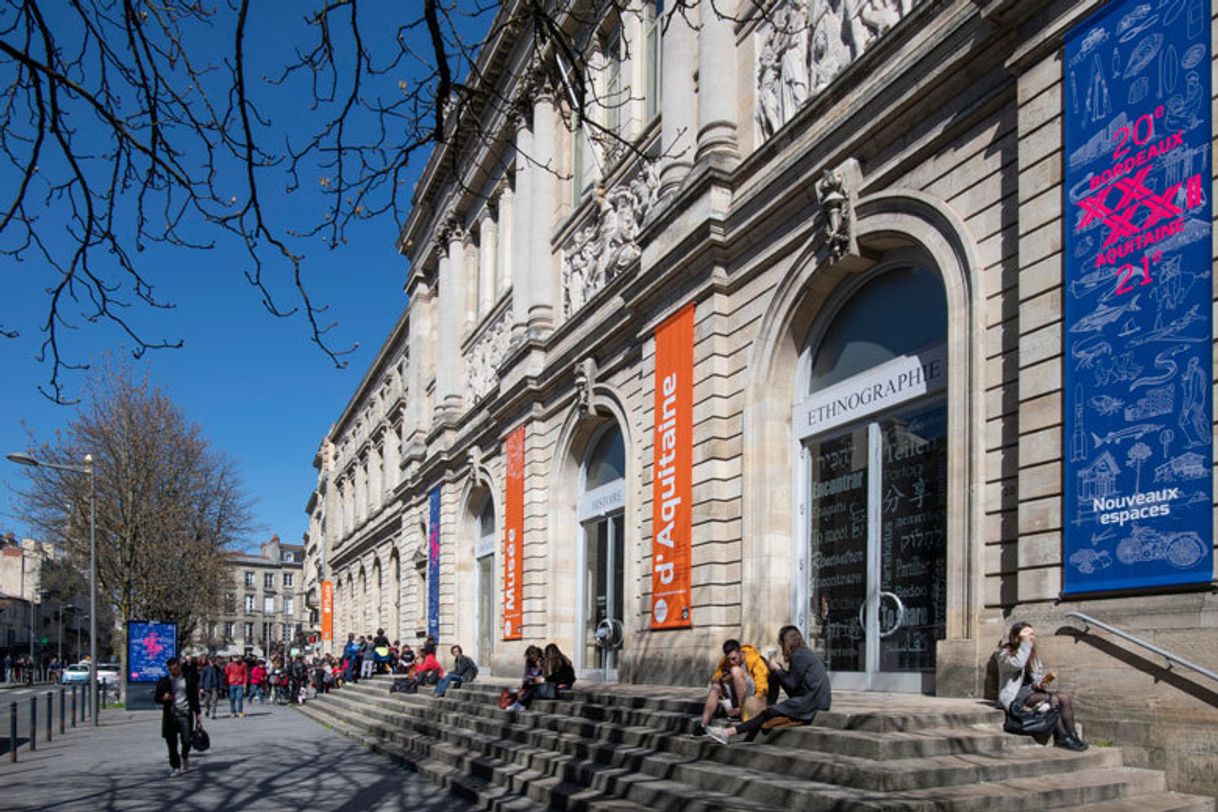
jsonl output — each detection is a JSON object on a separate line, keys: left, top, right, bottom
{"left": 195, "top": 535, "right": 308, "bottom": 656}
{"left": 0, "top": 534, "right": 81, "bottom": 667}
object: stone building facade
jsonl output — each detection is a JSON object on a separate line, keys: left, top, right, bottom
{"left": 316, "top": 0, "right": 1217, "bottom": 796}
{"left": 197, "top": 536, "right": 308, "bottom": 656}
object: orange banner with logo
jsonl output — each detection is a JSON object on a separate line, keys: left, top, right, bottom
{"left": 320, "top": 580, "right": 333, "bottom": 641}
{"left": 503, "top": 424, "right": 525, "bottom": 640}
{"left": 651, "top": 303, "right": 694, "bottom": 629}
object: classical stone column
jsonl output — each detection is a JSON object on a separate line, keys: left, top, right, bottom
{"left": 434, "top": 236, "right": 456, "bottom": 423}
{"left": 697, "top": 6, "right": 737, "bottom": 164}
{"left": 403, "top": 275, "right": 433, "bottom": 455}
{"left": 529, "top": 77, "right": 559, "bottom": 335}
{"left": 477, "top": 207, "right": 497, "bottom": 316}
{"left": 659, "top": 3, "right": 698, "bottom": 197}
{"left": 496, "top": 183, "right": 513, "bottom": 297}
{"left": 509, "top": 108, "right": 532, "bottom": 344}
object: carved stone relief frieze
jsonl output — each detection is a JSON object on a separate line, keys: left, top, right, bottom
{"left": 465, "top": 307, "right": 511, "bottom": 404}
{"left": 756, "top": 0, "right": 920, "bottom": 141}
{"left": 562, "top": 160, "right": 660, "bottom": 320}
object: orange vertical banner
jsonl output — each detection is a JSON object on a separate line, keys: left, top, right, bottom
{"left": 320, "top": 580, "right": 334, "bottom": 641}
{"left": 503, "top": 424, "right": 525, "bottom": 640}
{"left": 651, "top": 303, "right": 694, "bottom": 629}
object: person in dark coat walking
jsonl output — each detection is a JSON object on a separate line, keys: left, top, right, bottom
{"left": 707, "top": 625, "right": 830, "bottom": 744}
{"left": 156, "top": 657, "right": 201, "bottom": 776}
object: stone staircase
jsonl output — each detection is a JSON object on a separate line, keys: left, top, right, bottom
{"left": 297, "top": 677, "right": 1215, "bottom": 811}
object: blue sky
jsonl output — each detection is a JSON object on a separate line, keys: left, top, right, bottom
{"left": 0, "top": 3, "right": 489, "bottom": 550}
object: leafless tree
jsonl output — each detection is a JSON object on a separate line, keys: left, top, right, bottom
{"left": 0, "top": 0, "right": 741, "bottom": 403}
{"left": 13, "top": 361, "right": 255, "bottom": 645}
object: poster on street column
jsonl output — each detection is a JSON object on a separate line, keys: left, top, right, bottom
{"left": 651, "top": 303, "right": 694, "bottom": 629}
{"left": 321, "top": 580, "right": 333, "bottom": 641}
{"left": 428, "top": 486, "right": 441, "bottom": 640}
{"left": 127, "top": 620, "right": 177, "bottom": 683}
{"left": 1062, "top": 0, "right": 1213, "bottom": 596}
{"left": 503, "top": 424, "right": 525, "bottom": 640}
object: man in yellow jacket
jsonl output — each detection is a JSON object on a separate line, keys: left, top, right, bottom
{"left": 698, "top": 639, "right": 771, "bottom": 734}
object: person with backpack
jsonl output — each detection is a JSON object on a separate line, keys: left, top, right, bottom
{"left": 995, "top": 622, "right": 1087, "bottom": 751}
{"left": 156, "top": 657, "right": 200, "bottom": 776}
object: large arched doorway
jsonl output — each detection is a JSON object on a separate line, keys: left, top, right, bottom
{"left": 578, "top": 424, "right": 626, "bottom": 680}
{"left": 795, "top": 264, "right": 949, "bottom": 692}
{"left": 474, "top": 495, "right": 496, "bottom": 668}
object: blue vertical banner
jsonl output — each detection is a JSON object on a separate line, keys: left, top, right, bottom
{"left": 1063, "top": 0, "right": 1212, "bottom": 595}
{"left": 427, "top": 485, "right": 441, "bottom": 640}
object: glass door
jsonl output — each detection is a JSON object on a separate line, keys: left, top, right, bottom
{"left": 582, "top": 514, "right": 624, "bottom": 680}
{"left": 807, "top": 399, "right": 947, "bottom": 692}
{"left": 476, "top": 555, "right": 494, "bottom": 669}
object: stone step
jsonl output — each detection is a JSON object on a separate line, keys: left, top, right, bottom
{"left": 343, "top": 678, "right": 1014, "bottom": 758}
{"left": 319, "top": 688, "right": 1116, "bottom": 794}
{"left": 375, "top": 677, "right": 1004, "bottom": 732}
{"left": 308, "top": 681, "right": 1215, "bottom": 812}
{"left": 308, "top": 689, "right": 1167, "bottom": 811}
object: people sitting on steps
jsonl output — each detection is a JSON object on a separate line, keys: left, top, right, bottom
{"left": 994, "top": 621, "right": 1088, "bottom": 752}
{"left": 433, "top": 644, "right": 479, "bottom": 698}
{"left": 505, "top": 643, "right": 577, "bottom": 711}
{"left": 696, "top": 638, "right": 773, "bottom": 737}
{"left": 706, "top": 625, "right": 831, "bottom": 745}
{"left": 412, "top": 642, "right": 445, "bottom": 686}
{"left": 506, "top": 645, "right": 545, "bottom": 712}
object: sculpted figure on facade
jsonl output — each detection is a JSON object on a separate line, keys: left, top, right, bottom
{"left": 758, "top": 0, "right": 920, "bottom": 140}
{"left": 815, "top": 163, "right": 856, "bottom": 261}
{"left": 562, "top": 159, "right": 660, "bottom": 319}
{"left": 756, "top": 0, "right": 810, "bottom": 139}
{"left": 466, "top": 307, "right": 511, "bottom": 404}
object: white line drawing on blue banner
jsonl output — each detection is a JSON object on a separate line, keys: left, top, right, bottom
{"left": 1150, "top": 254, "right": 1209, "bottom": 314}
{"left": 1074, "top": 335, "right": 1113, "bottom": 369}
{"left": 1086, "top": 53, "right": 1113, "bottom": 122}
{"left": 1161, "top": 0, "right": 1188, "bottom": 26}
{"left": 1130, "top": 303, "right": 1206, "bottom": 345}
{"left": 1183, "top": 489, "right": 1209, "bottom": 505}
{"left": 1124, "top": 32, "right": 1163, "bottom": 76}
{"left": 1071, "top": 384, "right": 1089, "bottom": 462}
{"left": 1112, "top": 46, "right": 1122, "bottom": 77}
{"left": 1129, "top": 344, "right": 1188, "bottom": 389}
{"left": 1157, "top": 42, "right": 1178, "bottom": 97}
{"left": 1153, "top": 450, "right": 1208, "bottom": 482}
{"left": 1126, "top": 441, "right": 1154, "bottom": 489}
{"left": 1158, "top": 428, "right": 1174, "bottom": 458}
{"left": 1089, "top": 394, "right": 1126, "bottom": 415}
{"left": 1095, "top": 351, "right": 1143, "bottom": 386}
{"left": 1116, "top": 525, "right": 1206, "bottom": 569}
{"left": 1117, "top": 4, "right": 1158, "bottom": 41}
{"left": 1070, "top": 112, "right": 1129, "bottom": 170}
{"left": 1163, "top": 141, "right": 1209, "bottom": 185}
{"left": 1165, "top": 71, "right": 1203, "bottom": 130}
{"left": 1092, "top": 423, "right": 1165, "bottom": 449}
{"left": 1072, "top": 26, "right": 1111, "bottom": 67}
{"left": 1128, "top": 75, "right": 1151, "bottom": 104}
{"left": 1070, "top": 547, "right": 1113, "bottom": 574}
{"left": 1117, "top": 319, "right": 1140, "bottom": 338}
{"left": 1071, "top": 70, "right": 1082, "bottom": 115}
{"left": 1071, "top": 293, "right": 1142, "bottom": 333}
{"left": 1181, "top": 42, "right": 1205, "bottom": 68}
{"left": 1186, "top": 0, "right": 1203, "bottom": 37}
{"left": 1125, "top": 384, "right": 1175, "bottom": 419}
{"left": 1177, "top": 356, "right": 1210, "bottom": 447}
{"left": 1078, "top": 450, "right": 1121, "bottom": 502}
{"left": 1074, "top": 234, "right": 1097, "bottom": 258}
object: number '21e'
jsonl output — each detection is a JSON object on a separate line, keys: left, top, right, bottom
{"left": 1115, "top": 255, "right": 1154, "bottom": 295}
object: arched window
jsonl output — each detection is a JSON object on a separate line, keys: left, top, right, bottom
{"left": 584, "top": 426, "right": 625, "bottom": 490}
{"left": 810, "top": 266, "right": 947, "bottom": 392}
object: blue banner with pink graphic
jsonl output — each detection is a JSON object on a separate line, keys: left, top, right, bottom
{"left": 1062, "top": 0, "right": 1212, "bottom": 595}
{"left": 427, "top": 486, "right": 441, "bottom": 639}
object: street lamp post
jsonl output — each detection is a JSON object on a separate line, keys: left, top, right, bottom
{"left": 7, "top": 452, "right": 97, "bottom": 726}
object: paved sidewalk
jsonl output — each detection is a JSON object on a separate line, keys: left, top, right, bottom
{"left": 0, "top": 700, "right": 475, "bottom": 811}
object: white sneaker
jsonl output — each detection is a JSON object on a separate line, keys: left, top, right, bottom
{"left": 181, "top": 756, "right": 190, "bottom": 772}
{"left": 168, "top": 768, "right": 181, "bottom": 778}
{"left": 705, "top": 726, "right": 731, "bottom": 746}
{"left": 506, "top": 702, "right": 525, "bottom": 712}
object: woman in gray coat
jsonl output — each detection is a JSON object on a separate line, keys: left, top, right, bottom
{"left": 995, "top": 621, "right": 1087, "bottom": 750}
{"left": 707, "top": 625, "right": 830, "bottom": 744}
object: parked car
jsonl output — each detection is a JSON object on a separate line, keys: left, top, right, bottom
{"left": 61, "top": 662, "right": 119, "bottom": 686}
